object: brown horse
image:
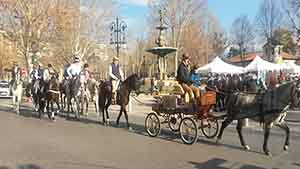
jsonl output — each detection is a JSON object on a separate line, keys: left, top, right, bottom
{"left": 98, "top": 74, "right": 140, "bottom": 129}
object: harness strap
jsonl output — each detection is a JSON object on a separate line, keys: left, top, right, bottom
{"left": 47, "top": 90, "right": 60, "bottom": 94}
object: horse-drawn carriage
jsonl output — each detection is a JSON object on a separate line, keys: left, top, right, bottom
{"left": 145, "top": 81, "right": 220, "bottom": 144}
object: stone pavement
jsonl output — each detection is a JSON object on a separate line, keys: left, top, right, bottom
{"left": 0, "top": 97, "right": 300, "bottom": 169}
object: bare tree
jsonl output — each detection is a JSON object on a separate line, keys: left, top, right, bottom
{"left": 256, "top": 0, "right": 282, "bottom": 61}
{"left": 72, "top": 0, "right": 116, "bottom": 65}
{"left": 231, "top": 15, "right": 254, "bottom": 66}
{"left": 0, "top": 0, "right": 58, "bottom": 72}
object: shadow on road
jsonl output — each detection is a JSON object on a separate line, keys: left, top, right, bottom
{"left": 0, "top": 164, "right": 43, "bottom": 169}
{"left": 189, "top": 158, "right": 268, "bottom": 169}
{"left": 0, "top": 101, "right": 285, "bottom": 156}
{"left": 17, "top": 164, "right": 43, "bottom": 169}
{"left": 54, "top": 161, "right": 125, "bottom": 169}
{"left": 293, "top": 163, "right": 300, "bottom": 167}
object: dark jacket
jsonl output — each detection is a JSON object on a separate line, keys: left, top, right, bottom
{"left": 176, "top": 63, "right": 191, "bottom": 84}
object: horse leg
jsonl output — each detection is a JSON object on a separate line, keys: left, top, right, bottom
{"left": 56, "top": 99, "right": 60, "bottom": 115}
{"left": 46, "top": 101, "right": 52, "bottom": 120}
{"left": 75, "top": 98, "right": 80, "bottom": 119}
{"left": 46, "top": 99, "right": 50, "bottom": 115}
{"left": 51, "top": 101, "right": 55, "bottom": 121}
{"left": 16, "top": 96, "right": 20, "bottom": 115}
{"left": 60, "top": 94, "right": 64, "bottom": 110}
{"left": 216, "top": 117, "right": 233, "bottom": 144}
{"left": 237, "top": 119, "right": 250, "bottom": 150}
{"left": 116, "top": 107, "right": 123, "bottom": 126}
{"left": 38, "top": 100, "right": 43, "bottom": 119}
{"left": 85, "top": 98, "right": 89, "bottom": 117}
{"left": 124, "top": 106, "right": 131, "bottom": 130}
{"left": 263, "top": 123, "right": 272, "bottom": 156}
{"left": 12, "top": 95, "right": 17, "bottom": 114}
{"left": 67, "top": 96, "right": 71, "bottom": 118}
{"left": 101, "top": 107, "right": 106, "bottom": 124}
{"left": 275, "top": 122, "right": 290, "bottom": 151}
{"left": 105, "top": 104, "right": 110, "bottom": 125}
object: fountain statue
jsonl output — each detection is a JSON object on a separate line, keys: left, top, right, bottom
{"left": 146, "top": 9, "right": 177, "bottom": 80}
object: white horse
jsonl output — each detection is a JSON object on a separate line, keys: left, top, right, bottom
{"left": 11, "top": 72, "right": 23, "bottom": 115}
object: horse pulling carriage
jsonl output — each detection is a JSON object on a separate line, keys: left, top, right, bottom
{"left": 145, "top": 83, "right": 220, "bottom": 145}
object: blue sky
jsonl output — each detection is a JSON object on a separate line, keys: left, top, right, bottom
{"left": 208, "top": 0, "right": 261, "bottom": 31}
{"left": 120, "top": 0, "right": 262, "bottom": 34}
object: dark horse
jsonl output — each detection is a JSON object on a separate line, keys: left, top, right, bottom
{"left": 59, "top": 79, "right": 68, "bottom": 111}
{"left": 216, "top": 81, "right": 300, "bottom": 156}
{"left": 32, "top": 79, "right": 53, "bottom": 120}
{"left": 98, "top": 74, "right": 140, "bottom": 128}
{"left": 46, "top": 75, "right": 61, "bottom": 121}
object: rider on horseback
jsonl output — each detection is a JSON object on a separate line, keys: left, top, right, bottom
{"left": 30, "top": 63, "right": 44, "bottom": 94}
{"left": 10, "top": 62, "right": 21, "bottom": 84}
{"left": 108, "top": 56, "right": 124, "bottom": 104}
{"left": 79, "top": 63, "right": 91, "bottom": 99}
{"left": 44, "top": 64, "right": 56, "bottom": 82}
{"left": 67, "top": 57, "right": 81, "bottom": 79}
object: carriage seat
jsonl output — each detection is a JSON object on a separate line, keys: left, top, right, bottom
{"left": 172, "top": 82, "right": 190, "bottom": 103}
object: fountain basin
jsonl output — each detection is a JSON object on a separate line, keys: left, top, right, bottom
{"left": 146, "top": 47, "right": 177, "bottom": 57}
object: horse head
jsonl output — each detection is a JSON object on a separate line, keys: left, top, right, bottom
{"left": 290, "top": 80, "right": 300, "bottom": 108}
{"left": 49, "top": 75, "right": 60, "bottom": 90}
{"left": 125, "top": 73, "right": 141, "bottom": 91}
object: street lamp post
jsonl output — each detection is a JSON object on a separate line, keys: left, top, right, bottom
{"left": 110, "top": 17, "right": 127, "bottom": 58}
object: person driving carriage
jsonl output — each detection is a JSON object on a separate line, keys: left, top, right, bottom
{"left": 176, "top": 54, "right": 200, "bottom": 105}
{"left": 108, "top": 56, "right": 124, "bottom": 104}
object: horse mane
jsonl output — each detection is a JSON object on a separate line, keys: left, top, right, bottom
{"left": 124, "top": 74, "right": 138, "bottom": 83}
{"left": 123, "top": 73, "right": 137, "bottom": 86}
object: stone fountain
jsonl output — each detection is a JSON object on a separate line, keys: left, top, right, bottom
{"left": 146, "top": 10, "right": 177, "bottom": 80}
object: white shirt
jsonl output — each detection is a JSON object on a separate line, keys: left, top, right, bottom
{"left": 67, "top": 63, "right": 81, "bottom": 77}
{"left": 108, "top": 63, "right": 124, "bottom": 81}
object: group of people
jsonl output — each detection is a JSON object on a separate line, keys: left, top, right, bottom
{"left": 175, "top": 53, "right": 299, "bottom": 111}
{"left": 10, "top": 55, "right": 125, "bottom": 105}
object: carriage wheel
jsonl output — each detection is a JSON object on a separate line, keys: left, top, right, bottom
{"left": 179, "top": 117, "right": 198, "bottom": 145}
{"left": 201, "top": 117, "right": 219, "bottom": 139}
{"left": 168, "top": 114, "right": 182, "bottom": 132}
{"left": 145, "top": 112, "right": 161, "bottom": 137}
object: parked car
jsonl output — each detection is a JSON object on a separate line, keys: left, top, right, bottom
{"left": 0, "top": 81, "right": 12, "bottom": 98}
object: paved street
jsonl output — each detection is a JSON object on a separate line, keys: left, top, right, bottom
{"left": 0, "top": 96, "right": 300, "bottom": 169}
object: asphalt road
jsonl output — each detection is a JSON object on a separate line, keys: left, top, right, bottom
{"left": 0, "top": 97, "right": 300, "bottom": 169}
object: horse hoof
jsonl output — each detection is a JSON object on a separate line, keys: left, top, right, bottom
{"left": 284, "top": 145, "right": 289, "bottom": 151}
{"left": 264, "top": 151, "right": 272, "bottom": 156}
{"left": 244, "top": 145, "right": 250, "bottom": 151}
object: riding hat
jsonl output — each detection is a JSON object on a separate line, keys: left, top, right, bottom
{"left": 74, "top": 56, "right": 80, "bottom": 62}
{"left": 182, "top": 53, "right": 190, "bottom": 60}
{"left": 113, "top": 56, "right": 119, "bottom": 61}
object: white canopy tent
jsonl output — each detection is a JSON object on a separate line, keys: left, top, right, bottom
{"left": 282, "top": 62, "right": 300, "bottom": 73}
{"left": 196, "top": 56, "right": 244, "bottom": 74}
{"left": 244, "top": 56, "right": 282, "bottom": 72}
